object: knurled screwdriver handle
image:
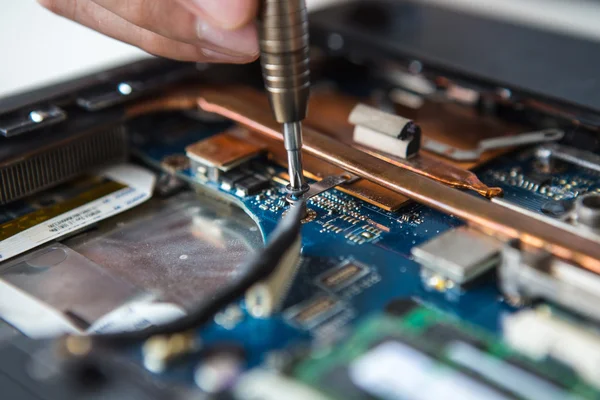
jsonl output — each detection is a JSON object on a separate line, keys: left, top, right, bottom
{"left": 258, "top": 0, "right": 311, "bottom": 124}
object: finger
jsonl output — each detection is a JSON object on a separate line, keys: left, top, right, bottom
{"left": 91, "top": 0, "right": 258, "bottom": 57}
{"left": 176, "top": 0, "right": 259, "bottom": 30}
{"left": 39, "top": 0, "right": 202, "bottom": 61}
{"left": 38, "top": 0, "right": 257, "bottom": 63}
{"left": 91, "top": 0, "right": 196, "bottom": 43}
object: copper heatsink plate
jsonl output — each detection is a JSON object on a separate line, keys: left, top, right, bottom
{"left": 186, "top": 132, "right": 265, "bottom": 171}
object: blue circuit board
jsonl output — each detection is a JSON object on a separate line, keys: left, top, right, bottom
{"left": 130, "top": 117, "right": 518, "bottom": 381}
{"left": 478, "top": 150, "right": 600, "bottom": 215}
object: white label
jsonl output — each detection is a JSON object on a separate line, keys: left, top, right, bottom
{"left": 0, "top": 164, "right": 155, "bottom": 261}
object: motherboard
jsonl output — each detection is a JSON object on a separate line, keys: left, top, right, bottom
{"left": 2, "top": 79, "right": 600, "bottom": 400}
{"left": 116, "top": 98, "right": 600, "bottom": 399}
{"left": 2, "top": 6, "right": 600, "bottom": 397}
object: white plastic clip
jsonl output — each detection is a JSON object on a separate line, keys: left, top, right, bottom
{"left": 349, "top": 104, "right": 421, "bottom": 159}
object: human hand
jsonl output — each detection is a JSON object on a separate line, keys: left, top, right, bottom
{"left": 38, "top": 0, "right": 259, "bottom": 63}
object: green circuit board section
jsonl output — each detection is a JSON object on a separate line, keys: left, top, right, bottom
{"left": 293, "top": 304, "right": 600, "bottom": 400}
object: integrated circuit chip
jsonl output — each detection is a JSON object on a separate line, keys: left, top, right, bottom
{"left": 220, "top": 169, "right": 250, "bottom": 191}
{"left": 234, "top": 174, "right": 271, "bottom": 197}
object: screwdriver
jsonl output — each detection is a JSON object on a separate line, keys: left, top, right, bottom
{"left": 258, "top": 0, "right": 311, "bottom": 199}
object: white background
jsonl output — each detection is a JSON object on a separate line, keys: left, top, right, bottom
{"left": 1, "top": 0, "right": 600, "bottom": 98}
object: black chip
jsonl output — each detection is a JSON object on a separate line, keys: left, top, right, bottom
{"left": 422, "top": 324, "right": 486, "bottom": 350}
{"left": 220, "top": 169, "right": 250, "bottom": 187}
{"left": 249, "top": 160, "right": 272, "bottom": 175}
{"left": 235, "top": 174, "right": 271, "bottom": 196}
{"left": 384, "top": 298, "right": 418, "bottom": 317}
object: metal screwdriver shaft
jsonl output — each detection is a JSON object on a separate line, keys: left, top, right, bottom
{"left": 283, "top": 121, "right": 305, "bottom": 192}
{"left": 258, "top": 0, "right": 311, "bottom": 198}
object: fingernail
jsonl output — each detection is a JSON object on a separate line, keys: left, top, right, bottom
{"left": 197, "top": 19, "right": 258, "bottom": 57}
{"left": 190, "top": 0, "right": 255, "bottom": 30}
{"left": 201, "top": 48, "right": 257, "bottom": 63}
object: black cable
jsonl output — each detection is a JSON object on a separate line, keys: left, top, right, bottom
{"left": 91, "top": 202, "right": 304, "bottom": 348}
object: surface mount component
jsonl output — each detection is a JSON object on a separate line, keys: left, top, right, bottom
{"left": 504, "top": 308, "right": 600, "bottom": 390}
{"left": 412, "top": 227, "right": 502, "bottom": 289}
{"left": 258, "top": 0, "right": 311, "bottom": 196}
{"left": 499, "top": 239, "right": 600, "bottom": 322}
{"left": 349, "top": 104, "right": 421, "bottom": 159}
{"left": 234, "top": 175, "right": 272, "bottom": 197}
